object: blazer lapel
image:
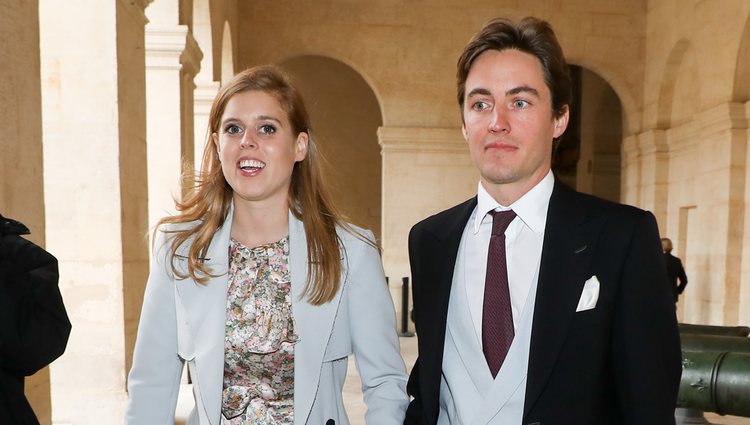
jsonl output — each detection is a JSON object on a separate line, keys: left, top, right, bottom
{"left": 289, "top": 212, "right": 345, "bottom": 425}
{"left": 174, "top": 207, "right": 234, "bottom": 424}
{"left": 523, "top": 182, "right": 599, "bottom": 418}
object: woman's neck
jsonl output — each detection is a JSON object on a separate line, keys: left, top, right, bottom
{"left": 230, "top": 196, "right": 290, "bottom": 248}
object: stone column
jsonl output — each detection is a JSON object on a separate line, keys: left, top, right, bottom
{"left": 694, "top": 103, "right": 747, "bottom": 325}
{"left": 741, "top": 100, "right": 750, "bottom": 326}
{"left": 145, "top": 24, "right": 202, "bottom": 232}
{"left": 0, "top": 2, "right": 54, "bottom": 423}
{"left": 378, "top": 127, "right": 475, "bottom": 331}
{"left": 193, "top": 80, "right": 221, "bottom": 169}
{"left": 39, "top": 0, "right": 151, "bottom": 422}
{"left": 634, "top": 129, "right": 669, "bottom": 228}
{"left": 661, "top": 103, "right": 747, "bottom": 326}
{"left": 620, "top": 134, "right": 641, "bottom": 207}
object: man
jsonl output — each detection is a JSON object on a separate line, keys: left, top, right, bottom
{"left": 662, "top": 237, "right": 688, "bottom": 303}
{"left": 404, "top": 17, "right": 681, "bottom": 425}
{"left": 0, "top": 214, "right": 71, "bottom": 425}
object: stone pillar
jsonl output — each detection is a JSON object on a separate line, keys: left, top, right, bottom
{"left": 39, "top": 0, "right": 151, "bottom": 422}
{"left": 634, "top": 129, "right": 669, "bottom": 229}
{"left": 1, "top": 2, "right": 54, "bottom": 423}
{"left": 145, "top": 24, "right": 202, "bottom": 232}
{"left": 194, "top": 80, "right": 220, "bottom": 169}
{"left": 742, "top": 100, "right": 750, "bottom": 326}
{"left": 665, "top": 103, "right": 746, "bottom": 326}
{"left": 378, "top": 127, "right": 475, "bottom": 331}
{"left": 620, "top": 134, "right": 641, "bottom": 207}
{"left": 695, "top": 103, "right": 747, "bottom": 326}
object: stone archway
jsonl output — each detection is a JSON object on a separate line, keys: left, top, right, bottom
{"left": 279, "top": 56, "right": 384, "bottom": 239}
{"left": 553, "top": 65, "right": 623, "bottom": 203}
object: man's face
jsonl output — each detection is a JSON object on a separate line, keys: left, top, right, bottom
{"left": 462, "top": 49, "right": 568, "bottom": 201}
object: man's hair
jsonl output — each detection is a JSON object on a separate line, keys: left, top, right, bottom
{"left": 456, "top": 16, "right": 572, "bottom": 120}
{"left": 661, "top": 238, "right": 673, "bottom": 253}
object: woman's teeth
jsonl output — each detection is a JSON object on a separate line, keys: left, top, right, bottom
{"left": 239, "top": 159, "right": 265, "bottom": 171}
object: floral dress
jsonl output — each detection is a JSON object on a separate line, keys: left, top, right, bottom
{"left": 221, "top": 237, "right": 298, "bottom": 425}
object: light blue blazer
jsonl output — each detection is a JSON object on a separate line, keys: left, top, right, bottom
{"left": 125, "top": 208, "right": 408, "bottom": 425}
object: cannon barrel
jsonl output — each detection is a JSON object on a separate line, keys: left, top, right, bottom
{"left": 679, "top": 323, "right": 750, "bottom": 337}
{"left": 678, "top": 351, "right": 750, "bottom": 416}
{"left": 681, "top": 334, "right": 750, "bottom": 353}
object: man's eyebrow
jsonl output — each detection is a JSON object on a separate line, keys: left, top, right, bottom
{"left": 466, "top": 87, "right": 492, "bottom": 98}
{"left": 465, "top": 86, "right": 540, "bottom": 98}
{"left": 506, "top": 85, "right": 539, "bottom": 97}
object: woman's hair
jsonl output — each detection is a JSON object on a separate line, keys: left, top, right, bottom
{"left": 157, "top": 64, "right": 351, "bottom": 305}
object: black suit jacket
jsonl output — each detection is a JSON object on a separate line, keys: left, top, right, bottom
{"left": 404, "top": 181, "right": 681, "bottom": 425}
{"left": 0, "top": 215, "right": 71, "bottom": 425}
{"left": 664, "top": 253, "right": 688, "bottom": 302}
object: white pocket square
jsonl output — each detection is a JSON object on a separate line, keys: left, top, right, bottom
{"left": 576, "top": 275, "right": 600, "bottom": 312}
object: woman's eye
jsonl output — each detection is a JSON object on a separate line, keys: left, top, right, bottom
{"left": 258, "top": 124, "right": 277, "bottom": 135}
{"left": 224, "top": 124, "right": 243, "bottom": 135}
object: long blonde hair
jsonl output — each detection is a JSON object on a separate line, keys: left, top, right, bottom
{"left": 158, "top": 65, "right": 351, "bottom": 305}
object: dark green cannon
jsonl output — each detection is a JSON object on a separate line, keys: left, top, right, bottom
{"left": 678, "top": 350, "right": 750, "bottom": 416}
{"left": 679, "top": 323, "right": 750, "bottom": 337}
{"left": 681, "top": 333, "right": 750, "bottom": 354}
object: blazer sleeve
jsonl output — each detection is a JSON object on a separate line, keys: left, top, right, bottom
{"left": 124, "top": 230, "right": 185, "bottom": 425}
{"left": 611, "top": 212, "right": 681, "bottom": 423}
{"left": 347, "top": 230, "right": 409, "bottom": 425}
{"left": 0, "top": 233, "right": 71, "bottom": 376}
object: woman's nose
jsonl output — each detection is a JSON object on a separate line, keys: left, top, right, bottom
{"left": 239, "top": 133, "right": 256, "bottom": 149}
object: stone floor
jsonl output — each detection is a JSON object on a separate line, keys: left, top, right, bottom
{"left": 175, "top": 335, "right": 750, "bottom": 425}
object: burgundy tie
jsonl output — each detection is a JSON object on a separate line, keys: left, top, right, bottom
{"left": 482, "top": 209, "right": 516, "bottom": 378}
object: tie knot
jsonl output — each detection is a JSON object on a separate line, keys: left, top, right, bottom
{"left": 489, "top": 210, "right": 516, "bottom": 236}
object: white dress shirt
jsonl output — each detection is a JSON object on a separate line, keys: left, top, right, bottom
{"left": 462, "top": 171, "right": 554, "bottom": 342}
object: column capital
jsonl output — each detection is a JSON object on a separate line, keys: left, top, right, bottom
{"left": 118, "top": 0, "right": 152, "bottom": 25}
{"left": 377, "top": 126, "right": 465, "bottom": 154}
{"left": 697, "top": 102, "right": 748, "bottom": 136}
{"left": 146, "top": 25, "right": 203, "bottom": 77}
{"left": 634, "top": 129, "right": 668, "bottom": 155}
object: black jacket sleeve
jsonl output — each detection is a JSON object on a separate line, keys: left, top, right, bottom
{"left": 0, "top": 217, "right": 71, "bottom": 377}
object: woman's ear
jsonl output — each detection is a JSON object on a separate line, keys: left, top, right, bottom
{"left": 212, "top": 132, "right": 220, "bottom": 154}
{"left": 295, "top": 132, "right": 309, "bottom": 162}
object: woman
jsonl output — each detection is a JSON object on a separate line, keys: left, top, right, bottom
{"left": 125, "top": 65, "right": 408, "bottom": 425}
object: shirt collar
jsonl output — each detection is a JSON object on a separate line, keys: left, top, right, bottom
{"left": 473, "top": 170, "right": 554, "bottom": 235}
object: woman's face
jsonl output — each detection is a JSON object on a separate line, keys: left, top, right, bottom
{"left": 213, "top": 90, "right": 308, "bottom": 208}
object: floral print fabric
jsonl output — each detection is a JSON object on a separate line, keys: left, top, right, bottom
{"left": 221, "top": 237, "right": 298, "bottom": 425}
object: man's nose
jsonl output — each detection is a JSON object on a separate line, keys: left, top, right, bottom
{"left": 488, "top": 107, "right": 510, "bottom": 133}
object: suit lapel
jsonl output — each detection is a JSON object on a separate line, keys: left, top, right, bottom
{"left": 289, "top": 212, "right": 344, "bottom": 425}
{"left": 416, "top": 198, "right": 476, "bottom": 425}
{"left": 523, "top": 182, "right": 599, "bottom": 418}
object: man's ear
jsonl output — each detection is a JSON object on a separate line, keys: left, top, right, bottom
{"left": 461, "top": 124, "right": 468, "bottom": 141}
{"left": 553, "top": 105, "right": 570, "bottom": 139}
{"left": 295, "top": 132, "right": 309, "bottom": 162}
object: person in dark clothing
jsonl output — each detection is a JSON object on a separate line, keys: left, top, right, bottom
{"left": 0, "top": 214, "right": 71, "bottom": 425}
{"left": 661, "top": 238, "right": 688, "bottom": 303}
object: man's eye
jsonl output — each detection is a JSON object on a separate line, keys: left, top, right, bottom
{"left": 472, "top": 101, "right": 490, "bottom": 111}
{"left": 225, "top": 124, "right": 243, "bottom": 135}
{"left": 259, "top": 124, "right": 277, "bottom": 135}
{"left": 513, "top": 100, "right": 529, "bottom": 108}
